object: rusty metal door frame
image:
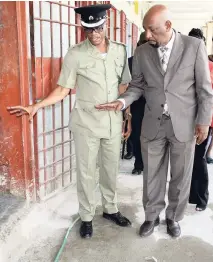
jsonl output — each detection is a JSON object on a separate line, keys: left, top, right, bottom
{"left": 16, "top": 2, "right": 36, "bottom": 200}
{"left": 0, "top": 1, "right": 139, "bottom": 201}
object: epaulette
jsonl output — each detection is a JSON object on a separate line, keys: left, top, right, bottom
{"left": 110, "top": 40, "right": 127, "bottom": 48}
{"left": 68, "top": 41, "right": 85, "bottom": 51}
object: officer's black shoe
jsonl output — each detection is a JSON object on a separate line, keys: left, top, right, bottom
{"left": 103, "top": 212, "right": 131, "bottom": 227}
{"left": 80, "top": 221, "right": 93, "bottom": 238}
{"left": 132, "top": 168, "right": 143, "bottom": 175}
{"left": 124, "top": 152, "right": 133, "bottom": 160}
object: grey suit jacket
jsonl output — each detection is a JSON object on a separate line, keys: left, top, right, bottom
{"left": 120, "top": 32, "right": 213, "bottom": 142}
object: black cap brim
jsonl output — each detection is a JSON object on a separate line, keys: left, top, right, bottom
{"left": 75, "top": 4, "right": 111, "bottom": 28}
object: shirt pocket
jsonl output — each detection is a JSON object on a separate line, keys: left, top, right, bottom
{"left": 74, "top": 99, "right": 95, "bottom": 112}
{"left": 177, "top": 64, "right": 194, "bottom": 72}
{"left": 77, "top": 61, "right": 96, "bottom": 75}
{"left": 114, "top": 57, "right": 124, "bottom": 78}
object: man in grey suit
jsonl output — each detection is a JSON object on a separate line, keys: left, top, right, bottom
{"left": 96, "top": 5, "right": 213, "bottom": 238}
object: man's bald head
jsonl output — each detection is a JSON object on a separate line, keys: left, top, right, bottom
{"left": 144, "top": 5, "right": 172, "bottom": 24}
{"left": 143, "top": 5, "right": 173, "bottom": 48}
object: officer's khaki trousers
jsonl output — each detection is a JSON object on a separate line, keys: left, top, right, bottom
{"left": 73, "top": 131, "right": 122, "bottom": 221}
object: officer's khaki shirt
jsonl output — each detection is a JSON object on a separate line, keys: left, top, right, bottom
{"left": 57, "top": 38, "right": 131, "bottom": 138}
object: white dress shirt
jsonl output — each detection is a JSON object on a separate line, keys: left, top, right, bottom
{"left": 118, "top": 30, "right": 175, "bottom": 113}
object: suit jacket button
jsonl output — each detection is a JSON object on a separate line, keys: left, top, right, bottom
{"left": 158, "top": 117, "right": 161, "bottom": 120}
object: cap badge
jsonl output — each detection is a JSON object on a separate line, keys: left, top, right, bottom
{"left": 89, "top": 16, "right": 94, "bottom": 21}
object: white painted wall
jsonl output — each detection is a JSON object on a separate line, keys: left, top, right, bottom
{"left": 111, "top": 0, "right": 143, "bottom": 28}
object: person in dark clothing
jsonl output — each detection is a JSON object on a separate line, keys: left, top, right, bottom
{"left": 126, "top": 32, "right": 147, "bottom": 175}
{"left": 189, "top": 129, "right": 211, "bottom": 210}
{"left": 124, "top": 136, "right": 133, "bottom": 159}
{"left": 188, "top": 28, "right": 213, "bottom": 211}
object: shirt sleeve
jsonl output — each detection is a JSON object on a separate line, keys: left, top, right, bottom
{"left": 57, "top": 50, "right": 77, "bottom": 89}
{"left": 117, "top": 98, "right": 126, "bottom": 110}
{"left": 120, "top": 47, "right": 132, "bottom": 85}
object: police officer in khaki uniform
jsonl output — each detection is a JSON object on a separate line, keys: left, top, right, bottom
{"left": 7, "top": 4, "right": 131, "bottom": 238}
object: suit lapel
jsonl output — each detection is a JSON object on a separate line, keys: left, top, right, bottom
{"left": 164, "top": 32, "right": 184, "bottom": 88}
{"left": 149, "top": 47, "right": 165, "bottom": 76}
{"left": 167, "top": 32, "right": 184, "bottom": 70}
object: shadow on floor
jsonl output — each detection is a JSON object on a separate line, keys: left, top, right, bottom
{"left": 0, "top": 193, "right": 25, "bottom": 226}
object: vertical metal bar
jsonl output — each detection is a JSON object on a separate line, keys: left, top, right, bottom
{"left": 16, "top": 1, "right": 36, "bottom": 200}
{"left": 29, "top": 1, "right": 40, "bottom": 201}
{"left": 50, "top": 2, "right": 56, "bottom": 192}
{"left": 68, "top": 1, "right": 72, "bottom": 183}
{"left": 78, "top": 1, "right": 86, "bottom": 41}
{"left": 59, "top": 2, "right": 65, "bottom": 187}
{"left": 114, "top": 8, "right": 117, "bottom": 41}
{"left": 39, "top": 1, "right": 47, "bottom": 196}
{"left": 68, "top": 1, "right": 71, "bottom": 48}
{"left": 107, "top": 9, "right": 110, "bottom": 38}
{"left": 120, "top": 10, "right": 123, "bottom": 43}
{"left": 120, "top": 11, "right": 126, "bottom": 44}
{"left": 75, "top": 2, "right": 81, "bottom": 43}
{"left": 132, "top": 23, "right": 138, "bottom": 52}
{"left": 132, "top": 23, "right": 135, "bottom": 53}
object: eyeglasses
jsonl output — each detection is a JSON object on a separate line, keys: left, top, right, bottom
{"left": 83, "top": 26, "right": 104, "bottom": 34}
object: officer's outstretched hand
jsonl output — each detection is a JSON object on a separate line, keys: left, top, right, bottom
{"left": 7, "top": 104, "right": 39, "bottom": 122}
{"left": 95, "top": 100, "right": 123, "bottom": 111}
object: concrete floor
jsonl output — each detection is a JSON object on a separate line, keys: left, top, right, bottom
{"left": 0, "top": 194, "right": 25, "bottom": 226}
{"left": 0, "top": 158, "right": 213, "bottom": 262}
{"left": 60, "top": 159, "right": 213, "bottom": 262}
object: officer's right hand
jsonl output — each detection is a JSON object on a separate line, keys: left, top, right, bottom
{"left": 7, "top": 104, "right": 39, "bottom": 122}
{"left": 95, "top": 100, "right": 123, "bottom": 111}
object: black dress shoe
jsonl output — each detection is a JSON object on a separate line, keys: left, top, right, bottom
{"left": 124, "top": 152, "right": 133, "bottom": 160}
{"left": 166, "top": 219, "right": 181, "bottom": 238}
{"left": 80, "top": 221, "right": 93, "bottom": 238}
{"left": 103, "top": 212, "right": 131, "bottom": 227}
{"left": 132, "top": 168, "right": 143, "bottom": 175}
{"left": 139, "top": 217, "right": 160, "bottom": 237}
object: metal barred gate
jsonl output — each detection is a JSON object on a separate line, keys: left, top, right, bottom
{"left": 26, "top": 1, "right": 138, "bottom": 200}
{"left": 29, "top": 1, "right": 78, "bottom": 200}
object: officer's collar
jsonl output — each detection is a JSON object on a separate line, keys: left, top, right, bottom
{"left": 86, "top": 37, "right": 114, "bottom": 56}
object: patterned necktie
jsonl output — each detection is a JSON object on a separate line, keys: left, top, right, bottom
{"left": 160, "top": 46, "right": 170, "bottom": 116}
{"left": 160, "top": 46, "right": 169, "bottom": 72}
